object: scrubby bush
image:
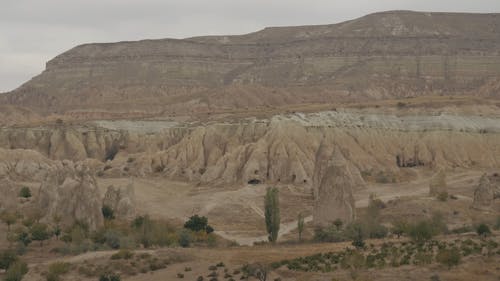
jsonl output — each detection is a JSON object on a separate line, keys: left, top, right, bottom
{"left": 110, "top": 250, "right": 134, "bottom": 260}
{"left": 30, "top": 223, "right": 51, "bottom": 246}
{"left": 184, "top": 215, "right": 214, "bottom": 234}
{"left": 476, "top": 224, "right": 491, "bottom": 237}
{"left": 99, "top": 273, "right": 121, "bottom": 281}
{"left": 437, "top": 192, "right": 448, "bottom": 202}
{"left": 0, "top": 249, "right": 18, "bottom": 270}
{"left": 178, "top": 230, "right": 192, "bottom": 248}
{"left": 102, "top": 205, "right": 115, "bottom": 220}
{"left": 3, "top": 260, "right": 28, "bottom": 281}
{"left": 436, "top": 248, "right": 461, "bottom": 268}
{"left": 45, "top": 262, "right": 71, "bottom": 281}
{"left": 18, "top": 187, "right": 31, "bottom": 198}
{"left": 408, "top": 221, "right": 434, "bottom": 243}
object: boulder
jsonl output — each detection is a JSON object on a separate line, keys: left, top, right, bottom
{"left": 313, "top": 146, "right": 356, "bottom": 227}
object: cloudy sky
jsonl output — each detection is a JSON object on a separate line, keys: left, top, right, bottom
{"left": 1, "top": 0, "right": 499, "bottom": 92}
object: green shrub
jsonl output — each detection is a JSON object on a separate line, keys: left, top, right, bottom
{"left": 18, "top": 187, "right": 31, "bottom": 198}
{"left": 46, "top": 262, "right": 71, "bottom": 281}
{"left": 102, "top": 205, "right": 115, "bottom": 220}
{"left": 0, "top": 249, "right": 18, "bottom": 270}
{"left": 476, "top": 224, "right": 491, "bottom": 237}
{"left": 99, "top": 273, "right": 121, "bottom": 281}
{"left": 178, "top": 230, "right": 192, "bottom": 248}
{"left": 408, "top": 221, "right": 435, "bottom": 243}
{"left": 30, "top": 223, "right": 51, "bottom": 246}
{"left": 110, "top": 250, "right": 134, "bottom": 260}
{"left": 184, "top": 215, "right": 214, "bottom": 234}
{"left": 3, "top": 261, "right": 28, "bottom": 281}
{"left": 436, "top": 248, "right": 461, "bottom": 268}
{"left": 437, "top": 192, "right": 448, "bottom": 202}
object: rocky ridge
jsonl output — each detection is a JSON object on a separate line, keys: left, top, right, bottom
{"left": 2, "top": 11, "right": 500, "bottom": 120}
{"left": 0, "top": 111, "right": 498, "bottom": 186}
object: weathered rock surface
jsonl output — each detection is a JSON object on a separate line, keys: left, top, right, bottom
{"left": 472, "top": 174, "right": 496, "bottom": 211}
{"left": 429, "top": 170, "right": 447, "bottom": 196}
{"left": 37, "top": 165, "right": 104, "bottom": 230}
{"left": 0, "top": 179, "right": 20, "bottom": 212}
{"left": 313, "top": 146, "right": 357, "bottom": 227}
{"left": 2, "top": 11, "right": 500, "bottom": 120}
{"left": 103, "top": 183, "right": 136, "bottom": 220}
{"left": 0, "top": 111, "right": 499, "bottom": 186}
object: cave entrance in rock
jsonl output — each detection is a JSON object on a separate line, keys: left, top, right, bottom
{"left": 247, "top": 179, "right": 261, "bottom": 185}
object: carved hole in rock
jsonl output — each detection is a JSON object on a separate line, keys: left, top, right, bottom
{"left": 396, "top": 154, "right": 424, "bottom": 168}
{"left": 303, "top": 179, "right": 307, "bottom": 183}
{"left": 254, "top": 170, "right": 259, "bottom": 175}
{"left": 292, "top": 174, "right": 297, "bottom": 181}
{"left": 248, "top": 179, "right": 261, "bottom": 185}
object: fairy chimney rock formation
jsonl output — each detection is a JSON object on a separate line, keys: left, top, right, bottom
{"left": 472, "top": 174, "right": 495, "bottom": 211}
{"left": 429, "top": 170, "right": 447, "bottom": 196}
{"left": 313, "top": 146, "right": 356, "bottom": 227}
{"left": 103, "top": 183, "right": 137, "bottom": 220}
{"left": 37, "top": 165, "right": 104, "bottom": 230}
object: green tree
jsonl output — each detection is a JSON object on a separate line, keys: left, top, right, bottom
{"left": 30, "top": 223, "right": 50, "bottom": 247}
{"left": 183, "top": 215, "right": 214, "bottom": 234}
{"left": 297, "top": 213, "right": 305, "bottom": 242}
{"left": 1, "top": 212, "right": 17, "bottom": 232}
{"left": 333, "top": 218, "right": 343, "bottom": 231}
{"left": 264, "top": 187, "right": 280, "bottom": 243}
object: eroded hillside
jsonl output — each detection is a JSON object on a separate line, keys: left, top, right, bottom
{"left": 2, "top": 11, "right": 500, "bottom": 120}
{"left": 1, "top": 110, "right": 499, "bottom": 186}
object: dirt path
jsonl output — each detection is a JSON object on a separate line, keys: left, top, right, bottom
{"left": 216, "top": 170, "right": 483, "bottom": 245}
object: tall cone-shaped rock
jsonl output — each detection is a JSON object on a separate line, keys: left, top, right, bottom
{"left": 103, "top": 183, "right": 137, "bottom": 220}
{"left": 313, "top": 146, "right": 356, "bottom": 227}
{"left": 472, "top": 174, "right": 495, "bottom": 211}
{"left": 37, "top": 165, "right": 104, "bottom": 230}
{"left": 429, "top": 170, "right": 447, "bottom": 196}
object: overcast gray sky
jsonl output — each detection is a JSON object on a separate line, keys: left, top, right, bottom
{"left": 1, "top": 0, "right": 499, "bottom": 92}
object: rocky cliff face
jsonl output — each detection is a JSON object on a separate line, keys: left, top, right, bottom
{"left": 1, "top": 111, "right": 499, "bottom": 186}
{"left": 2, "top": 11, "right": 500, "bottom": 119}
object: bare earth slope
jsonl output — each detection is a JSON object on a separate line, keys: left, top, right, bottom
{"left": 2, "top": 11, "right": 500, "bottom": 120}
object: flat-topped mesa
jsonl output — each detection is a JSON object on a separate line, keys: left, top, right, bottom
{"left": 471, "top": 174, "right": 496, "bottom": 211}
{"left": 313, "top": 146, "right": 357, "bottom": 227}
{"left": 2, "top": 11, "right": 500, "bottom": 120}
